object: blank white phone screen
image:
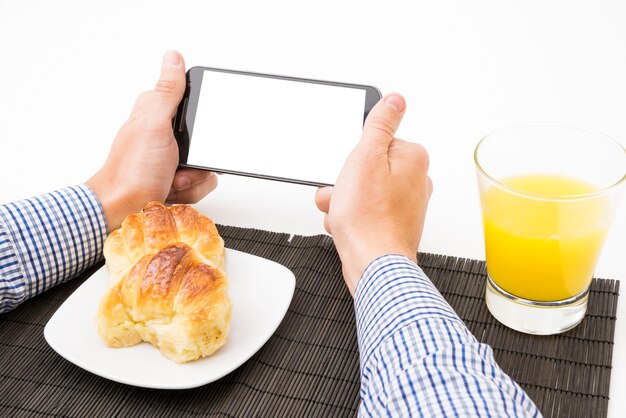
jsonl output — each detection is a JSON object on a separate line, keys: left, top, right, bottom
{"left": 187, "top": 71, "right": 367, "bottom": 185}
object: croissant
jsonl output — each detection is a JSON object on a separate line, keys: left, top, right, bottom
{"left": 103, "top": 202, "right": 225, "bottom": 284}
{"left": 96, "top": 202, "right": 232, "bottom": 363}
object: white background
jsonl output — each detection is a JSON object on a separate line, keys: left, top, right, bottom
{"left": 188, "top": 70, "right": 365, "bottom": 185}
{"left": 0, "top": 1, "right": 624, "bottom": 415}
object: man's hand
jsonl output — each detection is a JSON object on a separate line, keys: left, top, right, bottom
{"left": 315, "top": 93, "right": 433, "bottom": 295}
{"left": 88, "top": 51, "right": 217, "bottom": 231}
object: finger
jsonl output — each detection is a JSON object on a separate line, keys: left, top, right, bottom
{"left": 323, "top": 214, "right": 331, "bottom": 234}
{"left": 360, "top": 93, "right": 406, "bottom": 150}
{"left": 166, "top": 173, "right": 218, "bottom": 204}
{"left": 427, "top": 176, "right": 433, "bottom": 197}
{"left": 172, "top": 168, "right": 215, "bottom": 191}
{"left": 315, "top": 186, "right": 333, "bottom": 213}
{"left": 389, "top": 139, "right": 430, "bottom": 175}
{"left": 153, "top": 50, "right": 186, "bottom": 118}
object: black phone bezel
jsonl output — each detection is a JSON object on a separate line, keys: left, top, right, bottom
{"left": 173, "top": 66, "right": 382, "bottom": 187}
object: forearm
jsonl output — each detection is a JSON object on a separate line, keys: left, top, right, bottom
{"left": 354, "top": 255, "right": 541, "bottom": 417}
{"left": 0, "top": 185, "right": 107, "bottom": 313}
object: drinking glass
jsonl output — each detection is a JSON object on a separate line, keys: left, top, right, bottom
{"left": 475, "top": 123, "right": 625, "bottom": 335}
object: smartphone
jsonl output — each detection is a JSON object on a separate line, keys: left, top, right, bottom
{"left": 173, "top": 67, "right": 381, "bottom": 187}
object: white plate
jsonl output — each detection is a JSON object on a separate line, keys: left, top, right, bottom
{"left": 44, "top": 249, "right": 295, "bottom": 389}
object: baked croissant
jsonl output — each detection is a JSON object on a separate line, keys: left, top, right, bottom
{"left": 96, "top": 202, "right": 232, "bottom": 363}
{"left": 103, "top": 202, "right": 225, "bottom": 284}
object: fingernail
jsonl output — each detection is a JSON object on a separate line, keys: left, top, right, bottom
{"left": 176, "top": 175, "right": 191, "bottom": 189}
{"left": 163, "top": 50, "right": 181, "bottom": 67}
{"left": 384, "top": 94, "right": 405, "bottom": 112}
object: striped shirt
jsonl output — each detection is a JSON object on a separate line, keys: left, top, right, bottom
{"left": 355, "top": 255, "right": 542, "bottom": 417}
{"left": 0, "top": 185, "right": 107, "bottom": 313}
{"left": 0, "top": 187, "right": 540, "bottom": 416}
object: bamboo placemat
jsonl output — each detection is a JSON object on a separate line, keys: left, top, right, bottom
{"left": 0, "top": 226, "right": 619, "bottom": 417}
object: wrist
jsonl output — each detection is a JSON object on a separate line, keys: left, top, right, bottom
{"left": 87, "top": 168, "right": 142, "bottom": 232}
{"left": 336, "top": 238, "right": 416, "bottom": 296}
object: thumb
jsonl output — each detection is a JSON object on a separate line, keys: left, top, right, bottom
{"left": 360, "top": 93, "right": 406, "bottom": 150}
{"left": 153, "top": 50, "right": 186, "bottom": 117}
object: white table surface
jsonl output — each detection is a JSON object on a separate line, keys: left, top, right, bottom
{"left": 1, "top": 1, "right": 624, "bottom": 415}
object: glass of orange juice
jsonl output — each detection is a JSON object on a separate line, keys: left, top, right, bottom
{"left": 475, "top": 123, "right": 625, "bottom": 335}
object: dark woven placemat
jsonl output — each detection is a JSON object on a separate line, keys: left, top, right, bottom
{"left": 0, "top": 226, "right": 619, "bottom": 417}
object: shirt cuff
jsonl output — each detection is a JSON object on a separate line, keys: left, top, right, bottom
{"left": 0, "top": 184, "right": 108, "bottom": 304}
{"left": 0, "top": 220, "right": 26, "bottom": 312}
{"left": 354, "top": 254, "right": 473, "bottom": 373}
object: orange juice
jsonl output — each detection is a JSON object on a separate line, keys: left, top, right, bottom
{"left": 481, "top": 174, "right": 610, "bottom": 301}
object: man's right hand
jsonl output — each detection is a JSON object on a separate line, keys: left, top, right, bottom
{"left": 315, "top": 93, "right": 433, "bottom": 295}
{"left": 87, "top": 51, "right": 217, "bottom": 232}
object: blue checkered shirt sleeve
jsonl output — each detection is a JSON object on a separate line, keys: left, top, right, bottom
{"left": 0, "top": 184, "right": 107, "bottom": 313}
{"left": 354, "top": 255, "right": 542, "bottom": 417}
